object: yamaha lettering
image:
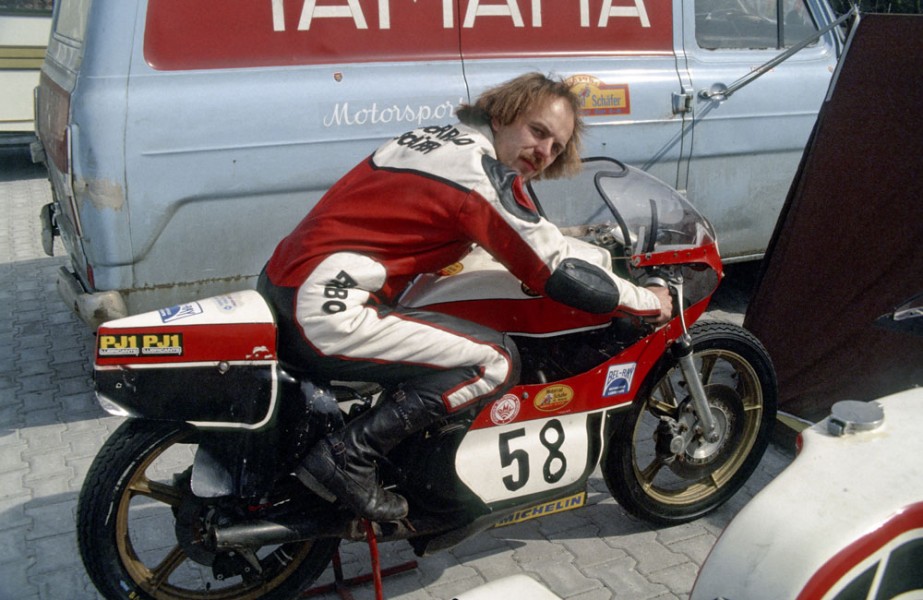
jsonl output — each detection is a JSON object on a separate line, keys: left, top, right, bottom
{"left": 322, "top": 270, "right": 358, "bottom": 314}
{"left": 145, "top": 0, "right": 668, "bottom": 71}
{"left": 269, "top": 0, "right": 652, "bottom": 32}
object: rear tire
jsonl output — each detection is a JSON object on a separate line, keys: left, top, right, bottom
{"left": 603, "top": 321, "right": 778, "bottom": 525}
{"left": 77, "top": 418, "right": 338, "bottom": 599}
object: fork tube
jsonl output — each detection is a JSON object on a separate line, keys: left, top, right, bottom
{"left": 670, "top": 278, "right": 719, "bottom": 443}
{"left": 673, "top": 335, "right": 720, "bottom": 443}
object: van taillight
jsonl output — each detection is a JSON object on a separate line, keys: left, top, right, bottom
{"left": 37, "top": 72, "right": 71, "bottom": 176}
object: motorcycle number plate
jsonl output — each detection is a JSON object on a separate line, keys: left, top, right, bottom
{"left": 455, "top": 412, "right": 596, "bottom": 503}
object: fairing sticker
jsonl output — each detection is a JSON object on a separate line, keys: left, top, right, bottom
{"left": 603, "top": 362, "right": 636, "bottom": 397}
{"left": 160, "top": 302, "right": 204, "bottom": 323}
{"left": 456, "top": 412, "right": 598, "bottom": 503}
{"left": 490, "top": 394, "right": 521, "bottom": 425}
{"left": 494, "top": 492, "right": 587, "bottom": 527}
{"left": 98, "top": 333, "right": 183, "bottom": 357}
{"left": 534, "top": 385, "right": 574, "bottom": 412}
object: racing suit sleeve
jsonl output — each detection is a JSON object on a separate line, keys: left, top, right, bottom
{"left": 462, "top": 155, "right": 662, "bottom": 317}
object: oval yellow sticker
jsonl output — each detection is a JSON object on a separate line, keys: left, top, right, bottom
{"left": 438, "top": 262, "right": 464, "bottom": 277}
{"left": 534, "top": 385, "right": 574, "bottom": 412}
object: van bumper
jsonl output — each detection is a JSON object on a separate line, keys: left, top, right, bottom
{"left": 56, "top": 266, "right": 127, "bottom": 329}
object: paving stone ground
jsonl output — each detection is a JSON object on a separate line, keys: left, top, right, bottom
{"left": 0, "top": 145, "right": 793, "bottom": 600}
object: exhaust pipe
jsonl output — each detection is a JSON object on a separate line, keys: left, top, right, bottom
{"left": 211, "top": 513, "right": 355, "bottom": 550}
{"left": 210, "top": 511, "right": 454, "bottom": 551}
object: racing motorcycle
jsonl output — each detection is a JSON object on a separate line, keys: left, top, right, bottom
{"left": 77, "top": 157, "right": 778, "bottom": 600}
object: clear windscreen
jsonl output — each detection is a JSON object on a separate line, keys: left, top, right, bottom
{"left": 529, "top": 157, "right": 716, "bottom": 260}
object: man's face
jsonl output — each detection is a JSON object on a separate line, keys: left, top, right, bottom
{"left": 492, "top": 96, "right": 575, "bottom": 181}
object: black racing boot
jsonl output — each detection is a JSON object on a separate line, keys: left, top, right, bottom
{"left": 295, "top": 387, "right": 445, "bottom": 522}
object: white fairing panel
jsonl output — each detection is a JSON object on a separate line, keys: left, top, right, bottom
{"left": 101, "top": 290, "right": 275, "bottom": 329}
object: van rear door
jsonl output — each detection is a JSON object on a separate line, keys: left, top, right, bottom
{"left": 457, "top": 1, "right": 686, "bottom": 191}
{"left": 35, "top": 0, "right": 100, "bottom": 278}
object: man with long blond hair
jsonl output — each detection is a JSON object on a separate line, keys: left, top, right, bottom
{"left": 259, "top": 73, "right": 672, "bottom": 522}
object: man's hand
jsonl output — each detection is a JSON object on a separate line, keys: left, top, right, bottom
{"left": 645, "top": 285, "right": 674, "bottom": 325}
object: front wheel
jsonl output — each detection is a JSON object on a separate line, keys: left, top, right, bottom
{"left": 77, "top": 418, "right": 338, "bottom": 600}
{"left": 603, "top": 321, "right": 778, "bottom": 525}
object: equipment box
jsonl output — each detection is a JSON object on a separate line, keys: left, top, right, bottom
{"left": 95, "top": 291, "right": 281, "bottom": 430}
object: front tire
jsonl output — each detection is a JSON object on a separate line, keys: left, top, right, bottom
{"left": 603, "top": 321, "right": 778, "bottom": 525}
{"left": 77, "top": 419, "right": 338, "bottom": 600}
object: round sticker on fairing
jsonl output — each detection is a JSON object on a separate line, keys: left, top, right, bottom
{"left": 490, "top": 394, "right": 521, "bottom": 425}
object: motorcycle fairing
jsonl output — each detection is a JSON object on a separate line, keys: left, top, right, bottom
{"left": 442, "top": 319, "right": 682, "bottom": 507}
{"left": 396, "top": 411, "right": 604, "bottom": 556}
{"left": 94, "top": 290, "right": 282, "bottom": 430}
{"left": 469, "top": 319, "right": 681, "bottom": 430}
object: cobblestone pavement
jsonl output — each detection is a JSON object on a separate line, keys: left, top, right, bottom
{"left": 0, "top": 145, "right": 793, "bottom": 600}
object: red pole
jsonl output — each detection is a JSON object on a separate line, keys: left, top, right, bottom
{"left": 363, "top": 519, "right": 384, "bottom": 600}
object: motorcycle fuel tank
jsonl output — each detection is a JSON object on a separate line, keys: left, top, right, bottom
{"left": 400, "top": 243, "right": 617, "bottom": 336}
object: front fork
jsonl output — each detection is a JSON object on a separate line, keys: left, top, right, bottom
{"left": 650, "top": 272, "right": 720, "bottom": 446}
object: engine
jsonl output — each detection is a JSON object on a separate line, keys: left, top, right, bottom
{"left": 512, "top": 316, "right": 647, "bottom": 384}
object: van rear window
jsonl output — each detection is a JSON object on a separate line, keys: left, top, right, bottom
{"left": 53, "top": 0, "right": 91, "bottom": 43}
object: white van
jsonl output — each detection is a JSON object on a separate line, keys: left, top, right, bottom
{"left": 34, "top": 0, "right": 847, "bottom": 327}
{"left": 0, "top": 1, "right": 51, "bottom": 143}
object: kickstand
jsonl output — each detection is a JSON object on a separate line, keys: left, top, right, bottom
{"left": 303, "top": 519, "right": 418, "bottom": 600}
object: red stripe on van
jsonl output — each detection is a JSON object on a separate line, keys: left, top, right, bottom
{"left": 144, "top": 0, "right": 460, "bottom": 70}
{"left": 143, "top": 0, "right": 672, "bottom": 71}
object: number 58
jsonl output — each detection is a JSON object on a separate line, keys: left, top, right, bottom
{"left": 498, "top": 419, "right": 567, "bottom": 492}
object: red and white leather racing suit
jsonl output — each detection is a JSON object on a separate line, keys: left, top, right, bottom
{"left": 260, "top": 121, "right": 661, "bottom": 413}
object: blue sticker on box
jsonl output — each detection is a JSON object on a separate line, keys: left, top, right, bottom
{"left": 159, "top": 302, "right": 203, "bottom": 323}
{"left": 603, "top": 363, "right": 636, "bottom": 397}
